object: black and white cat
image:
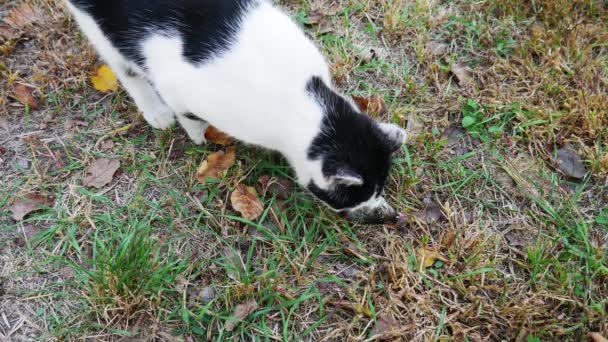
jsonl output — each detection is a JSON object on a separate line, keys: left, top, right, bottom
{"left": 65, "top": 0, "right": 406, "bottom": 223}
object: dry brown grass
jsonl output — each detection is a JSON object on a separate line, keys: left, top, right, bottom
{"left": 1, "top": 0, "right": 607, "bottom": 341}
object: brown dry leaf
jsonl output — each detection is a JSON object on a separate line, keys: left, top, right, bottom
{"left": 415, "top": 198, "right": 445, "bottom": 224}
{"left": 12, "top": 84, "right": 39, "bottom": 109}
{"left": 367, "top": 96, "right": 387, "bottom": 117}
{"left": 225, "top": 298, "right": 258, "bottom": 331}
{"left": 195, "top": 147, "right": 235, "bottom": 183}
{"left": 352, "top": 95, "right": 386, "bottom": 117}
{"left": 3, "top": 3, "right": 42, "bottom": 29}
{"left": 451, "top": 62, "right": 473, "bottom": 87}
{"left": 204, "top": 125, "right": 233, "bottom": 146}
{"left": 418, "top": 248, "right": 447, "bottom": 268}
{"left": 90, "top": 65, "right": 118, "bottom": 93}
{"left": 99, "top": 140, "right": 115, "bottom": 151}
{"left": 11, "top": 193, "right": 53, "bottom": 221}
{"left": 590, "top": 333, "right": 608, "bottom": 342}
{"left": 306, "top": 10, "right": 324, "bottom": 25}
{"left": 230, "top": 184, "right": 264, "bottom": 221}
{"left": 372, "top": 313, "right": 402, "bottom": 337}
{"left": 351, "top": 96, "right": 369, "bottom": 112}
{"left": 82, "top": 158, "right": 121, "bottom": 189}
{"left": 555, "top": 144, "right": 587, "bottom": 179}
{"left": 257, "top": 175, "right": 293, "bottom": 200}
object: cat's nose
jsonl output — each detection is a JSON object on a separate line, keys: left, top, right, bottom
{"left": 345, "top": 202, "right": 398, "bottom": 224}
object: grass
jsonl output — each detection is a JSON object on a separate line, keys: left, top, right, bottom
{"left": 1, "top": 0, "right": 608, "bottom": 340}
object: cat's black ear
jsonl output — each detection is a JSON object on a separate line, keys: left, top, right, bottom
{"left": 328, "top": 168, "right": 364, "bottom": 188}
{"left": 378, "top": 123, "right": 407, "bottom": 152}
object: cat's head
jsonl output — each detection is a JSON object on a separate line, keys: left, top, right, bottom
{"left": 304, "top": 77, "right": 406, "bottom": 224}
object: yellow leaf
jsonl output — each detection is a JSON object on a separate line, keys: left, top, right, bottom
{"left": 90, "top": 65, "right": 118, "bottom": 93}
{"left": 418, "top": 248, "right": 447, "bottom": 268}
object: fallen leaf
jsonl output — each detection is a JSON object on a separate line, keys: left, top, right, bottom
{"left": 3, "top": 3, "right": 42, "bottom": 29}
{"left": 555, "top": 144, "right": 587, "bottom": 179}
{"left": 305, "top": 10, "right": 324, "bottom": 25}
{"left": 82, "top": 158, "right": 121, "bottom": 189}
{"left": 204, "top": 125, "right": 233, "bottom": 146}
{"left": 351, "top": 95, "right": 387, "bottom": 117}
{"left": 451, "top": 62, "right": 473, "bottom": 87}
{"left": 372, "top": 313, "right": 402, "bottom": 337}
{"left": 590, "top": 333, "right": 608, "bottom": 342}
{"left": 317, "top": 21, "right": 335, "bottom": 35}
{"left": 225, "top": 299, "right": 259, "bottom": 332}
{"left": 199, "top": 287, "right": 216, "bottom": 304}
{"left": 257, "top": 175, "right": 293, "bottom": 200}
{"left": 418, "top": 248, "right": 447, "bottom": 268}
{"left": 59, "top": 267, "right": 74, "bottom": 280}
{"left": 90, "top": 65, "right": 118, "bottom": 93}
{"left": 230, "top": 184, "right": 264, "bottom": 221}
{"left": 415, "top": 198, "right": 445, "bottom": 224}
{"left": 195, "top": 147, "right": 235, "bottom": 183}
{"left": 223, "top": 246, "right": 245, "bottom": 282}
{"left": 351, "top": 96, "right": 369, "bottom": 112}
{"left": 10, "top": 193, "right": 53, "bottom": 221}
{"left": 99, "top": 139, "right": 115, "bottom": 151}
{"left": 14, "top": 224, "right": 42, "bottom": 246}
{"left": 426, "top": 41, "right": 448, "bottom": 56}
{"left": 12, "top": 84, "right": 39, "bottom": 109}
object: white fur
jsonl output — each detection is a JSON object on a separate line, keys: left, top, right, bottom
{"left": 65, "top": 0, "right": 403, "bottom": 217}
{"left": 66, "top": 0, "right": 331, "bottom": 186}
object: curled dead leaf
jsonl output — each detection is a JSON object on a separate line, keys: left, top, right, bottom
{"left": 225, "top": 298, "right": 259, "bottom": 332}
{"left": 451, "top": 62, "right": 473, "bottom": 87}
{"left": 230, "top": 184, "right": 264, "bottom": 221}
{"left": 12, "top": 84, "right": 39, "bottom": 109}
{"left": 554, "top": 144, "right": 587, "bottom": 179}
{"left": 195, "top": 147, "right": 235, "bottom": 183}
{"left": 82, "top": 158, "right": 121, "bottom": 189}
{"left": 372, "top": 313, "right": 402, "bottom": 337}
{"left": 90, "top": 65, "right": 118, "bottom": 93}
{"left": 415, "top": 198, "right": 445, "bottom": 224}
{"left": 352, "top": 96, "right": 369, "bottom": 112}
{"left": 418, "top": 248, "right": 447, "bottom": 268}
{"left": 257, "top": 175, "right": 293, "bottom": 200}
{"left": 204, "top": 125, "right": 233, "bottom": 146}
{"left": 352, "top": 95, "right": 387, "bottom": 117}
{"left": 11, "top": 193, "right": 53, "bottom": 221}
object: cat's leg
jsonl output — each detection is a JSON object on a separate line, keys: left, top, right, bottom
{"left": 176, "top": 113, "right": 209, "bottom": 145}
{"left": 115, "top": 67, "right": 176, "bottom": 130}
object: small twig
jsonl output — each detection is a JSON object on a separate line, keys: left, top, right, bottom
{"left": 94, "top": 123, "right": 135, "bottom": 151}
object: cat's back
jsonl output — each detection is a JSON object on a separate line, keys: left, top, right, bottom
{"left": 67, "top": 0, "right": 259, "bottom": 65}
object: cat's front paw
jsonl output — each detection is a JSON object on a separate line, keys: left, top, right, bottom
{"left": 189, "top": 132, "right": 207, "bottom": 145}
{"left": 143, "top": 110, "right": 176, "bottom": 130}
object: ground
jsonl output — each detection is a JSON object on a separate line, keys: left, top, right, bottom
{"left": 1, "top": 0, "right": 607, "bottom": 341}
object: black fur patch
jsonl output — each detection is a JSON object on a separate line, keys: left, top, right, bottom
{"left": 69, "top": 0, "right": 257, "bottom": 65}
{"left": 124, "top": 67, "right": 138, "bottom": 77}
{"left": 182, "top": 113, "right": 205, "bottom": 122}
{"left": 306, "top": 77, "right": 394, "bottom": 210}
